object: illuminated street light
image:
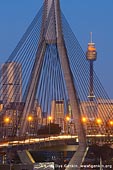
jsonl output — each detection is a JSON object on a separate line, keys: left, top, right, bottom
{"left": 65, "top": 116, "right": 70, "bottom": 134}
{"left": 109, "top": 120, "right": 113, "bottom": 126}
{"left": 4, "top": 117, "right": 10, "bottom": 124}
{"left": 81, "top": 117, "right": 87, "bottom": 123}
{"left": 27, "top": 116, "right": 33, "bottom": 122}
{"left": 48, "top": 116, "right": 52, "bottom": 121}
{"left": 66, "top": 116, "right": 70, "bottom": 122}
{"left": 4, "top": 117, "right": 10, "bottom": 138}
{"left": 96, "top": 118, "right": 103, "bottom": 140}
{"left": 81, "top": 117, "right": 88, "bottom": 135}
{"left": 48, "top": 116, "right": 52, "bottom": 135}
{"left": 96, "top": 118, "right": 102, "bottom": 125}
{"left": 27, "top": 116, "right": 33, "bottom": 137}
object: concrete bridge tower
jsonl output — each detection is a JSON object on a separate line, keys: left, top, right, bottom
{"left": 19, "top": 1, "right": 87, "bottom": 168}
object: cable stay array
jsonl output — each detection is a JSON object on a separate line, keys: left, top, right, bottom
{"left": 0, "top": 2, "right": 112, "bottom": 141}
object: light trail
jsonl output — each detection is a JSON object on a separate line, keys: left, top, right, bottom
{"left": 0, "top": 134, "right": 112, "bottom": 148}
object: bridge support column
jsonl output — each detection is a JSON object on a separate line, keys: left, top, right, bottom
{"left": 17, "top": 150, "right": 35, "bottom": 164}
{"left": 55, "top": 0, "right": 87, "bottom": 168}
{"left": 66, "top": 147, "right": 89, "bottom": 170}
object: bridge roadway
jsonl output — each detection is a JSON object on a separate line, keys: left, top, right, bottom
{"left": 0, "top": 135, "right": 78, "bottom": 152}
{"left": 0, "top": 135, "right": 113, "bottom": 170}
{"left": 0, "top": 134, "right": 113, "bottom": 152}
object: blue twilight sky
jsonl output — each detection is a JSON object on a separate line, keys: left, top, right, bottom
{"left": 0, "top": 0, "right": 113, "bottom": 98}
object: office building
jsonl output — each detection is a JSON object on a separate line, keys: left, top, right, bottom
{"left": 1, "top": 62, "right": 22, "bottom": 104}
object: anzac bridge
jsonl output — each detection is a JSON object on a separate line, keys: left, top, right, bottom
{"left": 0, "top": 0, "right": 113, "bottom": 169}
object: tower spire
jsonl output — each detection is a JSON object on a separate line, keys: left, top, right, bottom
{"left": 90, "top": 32, "right": 93, "bottom": 43}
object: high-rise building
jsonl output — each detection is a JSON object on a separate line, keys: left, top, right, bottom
{"left": 1, "top": 62, "right": 22, "bottom": 104}
{"left": 51, "top": 100, "right": 65, "bottom": 131}
{"left": 34, "top": 100, "right": 42, "bottom": 126}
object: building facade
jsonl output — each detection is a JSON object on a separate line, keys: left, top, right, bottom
{"left": 1, "top": 62, "right": 22, "bottom": 104}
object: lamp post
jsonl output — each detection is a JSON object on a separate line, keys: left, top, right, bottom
{"left": 96, "top": 118, "right": 102, "bottom": 144}
{"left": 95, "top": 118, "right": 103, "bottom": 165}
{"left": 96, "top": 118, "right": 102, "bottom": 134}
{"left": 96, "top": 118, "right": 102, "bottom": 125}
{"left": 48, "top": 116, "right": 52, "bottom": 135}
{"left": 81, "top": 117, "right": 87, "bottom": 134}
{"left": 4, "top": 117, "right": 10, "bottom": 138}
{"left": 27, "top": 115, "right": 33, "bottom": 137}
{"left": 65, "top": 116, "right": 70, "bottom": 134}
{"left": 108, "top": 120, "right": 113, "bottom": 137}
{"left": 81, "top": 117, "right": 87, "bottom": 124}
{"left": 3, "top": 116, "right": 12, "bottom": 170}
{"left": 109, "top": 120, "right": 113, "bottom": 126}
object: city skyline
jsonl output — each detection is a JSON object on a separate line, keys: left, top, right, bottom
{"left": 0, "top": 0, "right": 113, "bottom": 98}
{"left": 0, "top": 1, "right": 112, "bottom": 168}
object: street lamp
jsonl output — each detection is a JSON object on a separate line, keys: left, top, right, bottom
{"left": 65, "top": 116, "right": 70, "bottom": 134}
{"left": 66, "top": 116, "right": 70, "bottom": 122}
{"left": 4, "top": 117, "right": 10, "bottom": 138}
{"left": 48, "top": 116, "right": 52, "bottom": 122}
{"left": 27, "top": 115, "right": 33, "bottom": 136}
{"left": 109, "top": 120, "right": 113, "bottom": 126}
{"left": 108, "top": 120, "right": 113, "bottom": 136}
{"left": 81, "top": 116, "right": 88, "bottom": 135}
{"left": 48, "top": 116, "right": 52, "bottom": 135}
{"left": 27, "top": 116, "right": 33, "bottom": 122}
{"left": 4, "top": 117, "right": 10, "bottom": 124}
{"left": 96, "top": 118, "right": 102, "bottom": 125}
{"left": 81, "top": 117, "right": 87, "bottom": 123}
{"left": 96, "top": 118, "right": 102, "bottom": 143}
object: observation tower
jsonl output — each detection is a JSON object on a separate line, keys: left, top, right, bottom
{"left": 86, "top": 32, "right": 97, "bottom": 101}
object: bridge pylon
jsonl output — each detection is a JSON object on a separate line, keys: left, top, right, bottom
{"left": 18, "top": 0, "right": 87, "bottom": 168}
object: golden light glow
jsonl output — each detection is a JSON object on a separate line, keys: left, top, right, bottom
{"left": 88, "top": 46, "right": 96, "bottom": 51}
{"left": 66, "top": 116, "right": 70, "bottom": 122}
{"left": 48, "top": 116, "right": 52, "bottom": 121}
{"left": 4, "top": 117, "right": 10, "bottom": 124}
{"left": 27, "top": 116, "right": 33, "bottom": 122}
{"left": 96, "top": 118, "right": 102, "bottom": 125}
{"left": 82, "top": 117, "right": 87, "bottom": 123}
{"left": 109, "top": 120, "right": 113, "bottom": 126}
